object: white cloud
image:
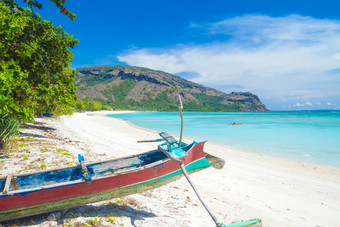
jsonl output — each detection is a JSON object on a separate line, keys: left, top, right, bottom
{"left": 293, "top": 101, "right": 313, "bottom": 107}
{"left": 293, "top": 102, "right": 303, "bottom": 107}
{"left": 118, "top": 15, "right": 340, "bottom": 109}
{"left": 306, "top": 101, "right": 313, "bottom": 106}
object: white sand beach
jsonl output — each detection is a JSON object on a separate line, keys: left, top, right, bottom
{"left": 2, "top": 111, "right": 340, "bottom": 226}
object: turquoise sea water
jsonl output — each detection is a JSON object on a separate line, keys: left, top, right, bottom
{"left": 109, "top": 111, "right": 340, "bottom": 167}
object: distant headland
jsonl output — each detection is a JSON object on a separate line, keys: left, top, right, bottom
{"left": 75, "top": 65, "right": 268, "bottom": 111}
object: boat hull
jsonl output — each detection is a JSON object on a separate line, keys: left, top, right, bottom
{"left": 0, "top": 140, "right": 209, "bottom": 222}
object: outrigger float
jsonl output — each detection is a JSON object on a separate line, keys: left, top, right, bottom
{"left": 0, "top": 95, "right": 261, "bottom": 226}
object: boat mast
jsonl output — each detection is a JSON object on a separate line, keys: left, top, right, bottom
{"left": 178, "top": 94, "right": 183, "bottom": 147}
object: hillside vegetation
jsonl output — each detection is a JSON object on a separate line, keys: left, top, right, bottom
{"left": 75, "top": 65, "right": 267, "bottom": 111}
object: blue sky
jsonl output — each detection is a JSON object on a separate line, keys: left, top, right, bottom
{"left": 36, "top": 0, "right": 340, "bottom": 110}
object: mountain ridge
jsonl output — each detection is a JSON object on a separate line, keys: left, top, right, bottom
{"left": 75, "top": 65, "right": 268, "bottom": 111}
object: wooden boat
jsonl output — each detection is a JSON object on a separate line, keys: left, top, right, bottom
{"left": 231, "top": 122, "right": 244, "bottom": 125}
{"left": 0, "top": 135, "right": 210, "bottom": 222}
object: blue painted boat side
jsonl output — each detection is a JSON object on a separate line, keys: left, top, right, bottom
{"left": 0, "top": 150, "right": 166, "bottom": 192}
{"left": 0, "top": 142, "right": 199, "bottom": 193}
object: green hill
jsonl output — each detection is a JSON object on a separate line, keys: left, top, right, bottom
{"left": 75, "top": 65, "right": 267, "bottom": 111}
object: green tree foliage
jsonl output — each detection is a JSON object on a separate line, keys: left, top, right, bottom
{"left": 0, "top": 112, "right": 21, "bottom": 148}
{"left": 74, "top": 100, "right": 86, "bottom": 111}
{"left": 0, "top": 0, "right": 78, "bottom": 122}
{"left": 86, "top": 101, "right": 102, "bottom": 111}
{"left": 74, "top": 100, "right": 111, "bottom": 111}
{"left": 101, "top": 105, "right": 112, "bottom": 110}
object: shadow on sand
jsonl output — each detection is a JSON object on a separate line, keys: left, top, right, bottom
{"left": 23, "top": 123, "right": 56, "bottom": 132}
{"left": 0, "top": 202, "right": 157, "bottom": 227}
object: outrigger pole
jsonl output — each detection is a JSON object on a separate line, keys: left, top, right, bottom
{"left": 161, "top": 147, "right": 221, "bottom": 225}
{"left": 167, "top": 94, "right": 220, "bottom": 225}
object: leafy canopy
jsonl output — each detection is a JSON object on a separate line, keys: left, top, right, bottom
{"left": 0, "top": 0, "right": 78, "bottom": 121}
